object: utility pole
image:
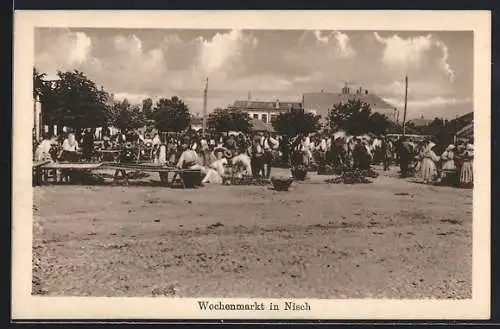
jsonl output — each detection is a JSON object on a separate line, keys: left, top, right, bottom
{"left": 202, "top": 77, "right": 208, "bottom": 137}
{"left": 402, "top": 76, "right": 408, "bottom": 136}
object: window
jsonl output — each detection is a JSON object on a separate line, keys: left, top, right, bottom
{"left": 261, "top": 114, "right": 268, "bottom": 123}
{"left": 253, "top": 114, "right": 259, "bottom": 119}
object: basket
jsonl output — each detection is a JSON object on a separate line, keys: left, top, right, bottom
{"left": 271, "top": 177, "right": 294, "bottom": 191}
{"left": 291, "top": 167, "right": 307, "bottom": 181}
{"left": 180, "top": 169, "right": 203, "bottom": 188}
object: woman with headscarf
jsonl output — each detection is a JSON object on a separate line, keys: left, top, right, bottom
{"left": 420, "top": 141, "right": 440, "bottom": 184}
{"left": 441, "top": 144, "right": 456, "bottom": 171}
{"left": 35, "top": 134, "right": 58, "bottom": 162}
{"left": 176, "top": 140, "right": 200, "bottom": 170}
{"left": 459, "top": 143, "right": 473, "bottom": 188}
{"left": 202, "top": 148, "right": 227, "bottom": 184}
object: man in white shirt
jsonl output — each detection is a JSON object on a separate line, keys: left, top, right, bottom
{"left": 61, "top": 133, "right": 81, "bottom": 162}
{"left": 260, "top": 132, "right": 277, "bottom": 178}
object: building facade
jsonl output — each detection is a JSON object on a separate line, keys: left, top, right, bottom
{"left": 302, "top": 85, "right": 399, "bottom": 122}
{"left": 231, "top": 99, "right": 303, "bottom": 124}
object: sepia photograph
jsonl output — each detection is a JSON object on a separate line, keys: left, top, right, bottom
{"left": 13, "top": 10, "right": 490, "bottom": 320}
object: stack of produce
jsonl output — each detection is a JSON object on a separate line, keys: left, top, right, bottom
{"left": 325, "top": 169, "right": 376, "bottom": 184}
{"left": 228, "top": 175, "right": 270, "bottom": 186}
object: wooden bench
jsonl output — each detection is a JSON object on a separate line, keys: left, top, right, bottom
{"left": 39, "top": 162, "right": 104, "bottom": 184}
{"left": 101, "top": 163, "right": 200, "bottom": 188}
{"left": 32, "top": 160, "right": 51, "bottom": 186}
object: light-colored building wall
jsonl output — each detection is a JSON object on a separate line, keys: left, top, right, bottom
{"left": 247, "top": 110, "right": 281, "bottom": 124}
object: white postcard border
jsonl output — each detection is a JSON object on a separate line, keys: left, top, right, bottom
{"left": 12, "top": 10, "right": 491, "bottom": 320}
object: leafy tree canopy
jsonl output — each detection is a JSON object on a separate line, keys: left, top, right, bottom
{"left": 207, "top": 107, "right": 252, "bottom": 134}
{"left": 142, "top": 98, "right": 154, "bottom": 120}
{"left": 109, "top": 99, "right": 146, "bottom": 131}
{"left": 328, "top": 99, "right": 391, "bottom": 136}
{"left": 271, "top": 109, "right": 321, "bottom": 137}
{"left": 153, "top": 96, "right": 191, "bottom": 132}
{"left": 33, "top": 68, "right": 110, "bottom": 129}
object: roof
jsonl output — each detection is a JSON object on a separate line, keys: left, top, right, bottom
{"left": 302, "top": 92, "right": 396, "bottom": 118}
{"left": 408, "top": 117, "right": 432, "bottom": 127}
{"left": 455, "top": 123, "right": 473, "bottom": 137}
{"left": 233, "top": 100, "right": 302, "bottom": 111}
{"left": 453, "top": 112, "right": 473, "bottom": 123}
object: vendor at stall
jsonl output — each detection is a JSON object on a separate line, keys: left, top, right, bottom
{"left": 176, "top": 140, "right": 202, "bottom": 170}
{"left": 34, "top": 134, "right": 58, "bottom": 162}
{"left": 61, "top": 133, "right": 81, "bottom": 162}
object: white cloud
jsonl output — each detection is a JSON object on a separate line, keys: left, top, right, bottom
{"left": 313, "top": 30, "right": 330, "bottom": 45}
{"left": 196, "top": 29, "right": 258, "bottom": 75}
{"left": 333, "top": 31, "right": 356, "bottom": 58}
{"left": 68, "top": 32, "right": 92, "bottom": 65}
{"left": 35, "top": 29, "right": 469, "bottom": 118}
{"left": 374, "top": 32, "right": 433, "bottom": 68}
{"left": 35, "top": 30, "right": 92, "bottom": 73}
{"left": 311, "top": 30, "right": 356, "bottom": 58}
{"left": 372, "top": 79, "right": 452, "bottom": 98}
{"left": 383, "top": 96, "right": 472, "bottom": 109}
{"left": 435, "top": 40, "right": 455, "bottom": 81}
{"left": 373, "top": 32, "right": 454, "bottom": 81}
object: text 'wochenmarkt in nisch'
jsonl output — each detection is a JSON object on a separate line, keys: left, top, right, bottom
{"left": 197, "top": 301, "right": 311, "bottom": 311}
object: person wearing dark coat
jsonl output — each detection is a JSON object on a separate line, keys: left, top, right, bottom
{"left": 396, "top": 137, "right": 411, "bottom": 177}
{"left": 81, "top": 128, "right": 95, "bottom": 161}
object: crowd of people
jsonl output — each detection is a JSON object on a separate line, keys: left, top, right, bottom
{"left": 33, "top": 126, "right": 473, "bottom": 188}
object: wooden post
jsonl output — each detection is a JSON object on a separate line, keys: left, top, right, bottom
{"left": 402, "top": 76, "right": 408, "bottom": 136}
{"left": 202, "top": 78, "right": 208, "bottom": 137}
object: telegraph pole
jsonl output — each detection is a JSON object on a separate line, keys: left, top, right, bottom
{"left": 202, "top": 77, "right": 208, "bottom": 137}
{"left": 402, "top": 76, "right": 408, "bottom": 136}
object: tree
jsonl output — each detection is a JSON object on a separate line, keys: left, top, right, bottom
{"left": 110, "top": 99, "right": 146, "bottom": 131}
{"left": 33, "top": 67, "right": 48, "bottom": 100}
{"left": 328, "top": 99, "right": 391, "bottom": 136}
{"left": 368, "top": 112, "right": 392, "bottom": 136}
{"left": 142, "top": 98, "right": 154, "bottom": 120}
{"left": 37, "top": 70, "right": 110, "bottom": 129}
{"left": 153, "top": 96, "right": 191, "bottom": 132}
{"left": 207, "top": 107, "right": 252, "bottom": 134}
{"left": 271, "top": 109, "right": 321, "bottom": 137}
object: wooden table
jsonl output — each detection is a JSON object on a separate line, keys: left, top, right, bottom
{"left": 32, "top": 160, "right": 51, "bottom": 186}
{"left": 40, "top": 162, "right": 104, "bottom": 184}
{"left": 38, "top": 161, "right": 200, "bottom": 188}
{"left": 101, "top": 163, "right": 184, "bottom": 186}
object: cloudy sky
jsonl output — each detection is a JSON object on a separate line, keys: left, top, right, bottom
{"left": 35, "top": 28, "right": 473, "bottom": 119}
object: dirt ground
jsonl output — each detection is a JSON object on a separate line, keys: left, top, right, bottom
{"left": 32, "top": 166, "right": 472, "bottom": 298}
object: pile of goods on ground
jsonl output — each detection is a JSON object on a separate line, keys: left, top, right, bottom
{"left": 317, "top": 164, "right": 345, "bottom": 175}
{"left": 324, "top": 168, "right": 379, "bottom": 184}
{"left": 224, "top": 175, "right": 270, "bottom": 186}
